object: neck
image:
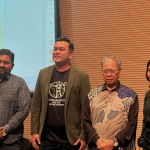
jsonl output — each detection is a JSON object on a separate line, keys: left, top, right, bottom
{"left": 0, "top": 76, "right": 6, "bottom": 82}
{"left": 106, "top": 81, "right": 118, "bottom": 91}
{"left": 55, "top": 63, "right": 71, "bottom": 72}
{"left": 106, "top": 86, "right": 117, "bottom": 91}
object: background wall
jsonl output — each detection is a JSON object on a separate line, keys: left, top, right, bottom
{"left": 58, "top": 0, "right": 150, "bottom": 148}
{"left": 24, "top": 0, "right": 150, "bottom": 148}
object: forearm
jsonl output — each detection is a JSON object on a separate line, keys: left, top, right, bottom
{"left": 83, "top": 96, "right": 99, "bottom": 144}
{"left": 31, "top": 113, "right": 40, "bottom": 134}
{"left": 31, "top": 99, "right": 42, "bottom": 134}
{"left": 4, "top": 108, "right": 29, "bottom": 133}
{"left": 116, "top": 95, "right": 139, "bottom": 145}
{"left": 138, "top": 110, "right": 146, "bottom": 147}
{"left": 31, "top": 93, "right": 42, "bottom": 134}
{"left": 80, "top": 74, "right": 91, "bottom": 141}
{"left": 4, "top": 84, "right": 30, "bottom": 133}
{"left": 31, "top": 72, "right": 43, "bottom": 134}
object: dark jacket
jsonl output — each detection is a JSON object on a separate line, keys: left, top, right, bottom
{"left": 31, "top": 64, "right": 91, "bottom": 145}
{"left": 138, "top": 89, "right": 150, "bottom": 149}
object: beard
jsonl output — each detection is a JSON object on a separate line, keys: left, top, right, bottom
{"left": 0, "top": 67, "right": 8, "bottom": 78}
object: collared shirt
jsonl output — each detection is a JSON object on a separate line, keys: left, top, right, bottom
{"left": 0, "top": 74, "right": 30, "bottom": 144}
{"left": 83, "top": 81, "right": 139, "bottom": 150}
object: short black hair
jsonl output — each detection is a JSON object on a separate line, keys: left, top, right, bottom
{"left": 56, "top": 36, "right": 74, "bottom": 52}
{"left": 0, "top": 49, "right": 14, "bottom": 63}
{"left": 146, "top": 60, "right": 150, "bottom": 81}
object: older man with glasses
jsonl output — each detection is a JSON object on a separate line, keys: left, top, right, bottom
{"left": 83, "top": 56, "right": 139, "bottom": 150}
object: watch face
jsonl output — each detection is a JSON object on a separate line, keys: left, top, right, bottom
{"left": 113, "top": 138, "right": 118, "bottom": 147}
{"left": 114, "top": 141, "right": 118, "bottom": 147}
{"left": 2, "top": 131, "right": 6, "bottom": 136}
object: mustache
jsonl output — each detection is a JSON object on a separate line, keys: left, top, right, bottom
{"left": 0, "top": 67, "right": 5, "bottom": 70}
{"left": 54, "top": 55, "right": 61, "bottom": 57}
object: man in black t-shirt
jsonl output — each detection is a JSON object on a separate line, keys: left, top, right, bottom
{"left": 31, "top": 36, "right": 91, "bottom": 150}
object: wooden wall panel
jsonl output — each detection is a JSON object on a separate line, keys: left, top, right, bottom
{"left": 59, "top": 0, "right": 150, "bottom": 148}
{"left": 23, "top": 99, "right": 32, "bottom": 140}
{"left": 23, "top": 1, "right": 150, "bottom": 148}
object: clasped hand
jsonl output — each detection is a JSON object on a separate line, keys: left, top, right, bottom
{"left": 96, "top": 138, "right": 114, "bottom": 150}
{"left": 0, "top": 127, "right": 4, "bottom": 140}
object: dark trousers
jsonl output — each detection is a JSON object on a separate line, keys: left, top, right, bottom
{"left": 0, "top": 139, "right": 22, "bottom": 150}
{"left": 39, "top": 140, "right": 80, "bottom": 150}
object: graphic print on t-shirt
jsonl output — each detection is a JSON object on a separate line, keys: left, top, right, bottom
{"left": 49, "top": 81, "right": 67, "bottom": 106}
{"left": 43, "top": 68, "right": 70, "bottom": 142}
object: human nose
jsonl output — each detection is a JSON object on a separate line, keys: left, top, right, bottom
{"left": 106, "top": 70, "right": 111, "bottom": 76}
{"left": 0, "top": 62, "right": 4, "bottom": 67}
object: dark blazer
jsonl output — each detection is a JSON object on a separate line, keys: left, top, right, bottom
{"left": 138, "top": 89, "right": 150, "bottom": 149}
{"left": 31, "top": 64, "right": 91, "bottom": 145}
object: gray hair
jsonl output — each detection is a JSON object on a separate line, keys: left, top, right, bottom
{"left": 101, "top": 56, "right": 121, "bottom": 70}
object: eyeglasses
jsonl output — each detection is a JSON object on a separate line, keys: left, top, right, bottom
{"left": 102, "top": 69, "right": 118, "bottom": 74}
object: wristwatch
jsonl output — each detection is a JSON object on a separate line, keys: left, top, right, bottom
{"left": 112, "top": 137, "right": 118, "bottom": 147}
{"left": 2, "top": 129, "right": 7, "bottom": 137}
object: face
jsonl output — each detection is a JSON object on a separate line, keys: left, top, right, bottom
{"left": 102, "top": 60, "right": 122, "bottom": 90}
{"left": 147, "top": 65, "right": 150, "bottom": 81}
{"left": 52, "top": 41, "right": 73, "bottom": 65}
{"left": 0, "top": 54, "right": 14, "bottom": 79}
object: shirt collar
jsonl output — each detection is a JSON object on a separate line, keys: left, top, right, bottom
{"left": 0, "top": 74, "right": 11, "bottom": 83}
{"left": 102, "top": 80, "right": 121, "bottom": 92}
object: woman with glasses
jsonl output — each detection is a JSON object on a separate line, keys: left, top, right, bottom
{"left": 138, "top": 60, "right": 150, "bottom": 150}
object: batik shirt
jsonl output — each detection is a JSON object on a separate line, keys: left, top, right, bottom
{"left": 83, "top": 81, "right": 139, "bottom": 150}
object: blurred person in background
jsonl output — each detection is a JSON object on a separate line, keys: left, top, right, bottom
{"left": 138, "top": 60, "right": 150, "bottom": 150}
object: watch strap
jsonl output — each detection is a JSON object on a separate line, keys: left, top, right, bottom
{"left": 112, "top": 137, "right": 118, "bottom": 147}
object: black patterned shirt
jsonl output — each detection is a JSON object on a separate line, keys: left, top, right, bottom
{"left": 0, "top": 74, "right": 30, "bottom": 144}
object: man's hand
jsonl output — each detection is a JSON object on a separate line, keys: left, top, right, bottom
{"left": 139, "top": 147, "right": 143, "bottom": 150}
{"left": 74, "top": 139, "right": 86, "bottom": 150}
{"left": 96, "top": 138, "right": 114, "bottom": 150}
{"left": 0, "top": 127, "right": 4, "bottom": 140}
{"left": 31, "top": 134, "right": 41, "bottom": 150}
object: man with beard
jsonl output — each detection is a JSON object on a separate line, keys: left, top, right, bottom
{"left": 0, "top": 49, "right": 30, "bottom": 150}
